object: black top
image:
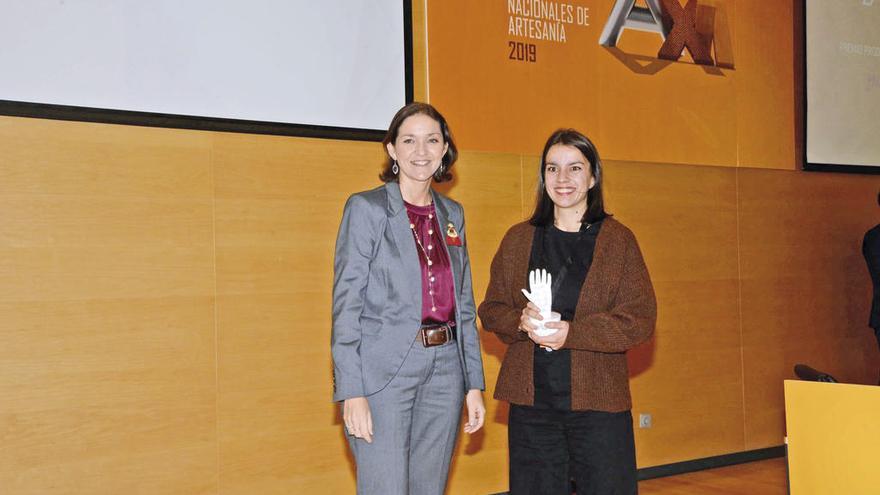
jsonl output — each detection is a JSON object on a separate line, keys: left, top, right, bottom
{"left": 528, "top": 219, "right": 603, "bottom": 410}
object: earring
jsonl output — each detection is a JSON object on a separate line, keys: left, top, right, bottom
{"left": 434, "top": 164, "right": 445, "bottom": 180}
{"left": 392, "top": 161, "right": 399, "bottom": 174}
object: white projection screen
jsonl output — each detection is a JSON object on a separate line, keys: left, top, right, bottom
{"left": 805, "top": 0, "right": 880, "bottom": 172}
{"left": 0, "top": 1, "right": 412, "bottom": 140}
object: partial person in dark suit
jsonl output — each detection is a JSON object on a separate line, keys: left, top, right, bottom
{"left": 862, "top": 191, "right": 880, "bottom": 356}
{"left": 331, "top": 102, "right": 486, "bottom": 494}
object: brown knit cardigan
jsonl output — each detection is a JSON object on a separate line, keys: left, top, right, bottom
{"left": 478, "top": 217, "right": 656, "bottom": 412}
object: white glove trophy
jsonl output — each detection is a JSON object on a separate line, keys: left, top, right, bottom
{"left": 520, "top": 269, "right": 561, "bottom": 338}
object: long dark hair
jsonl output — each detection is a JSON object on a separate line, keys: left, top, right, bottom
{"left": 528, "top": 128, "right": 609, "bottom": 226}
{"left": 379, "top": 102, "right": 458, "bottom": 183}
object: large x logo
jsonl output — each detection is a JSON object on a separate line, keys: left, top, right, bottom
{"left": 658, "top": 0, "right": 713, "bottom": 65}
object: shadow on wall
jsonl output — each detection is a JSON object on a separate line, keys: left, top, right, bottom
{"left": 628, "top": 333, "right": 656, "bottom": 379}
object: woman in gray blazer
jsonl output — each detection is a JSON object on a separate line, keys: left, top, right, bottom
{"left": 331, "top": 102, "right": 486, "bottom": 494}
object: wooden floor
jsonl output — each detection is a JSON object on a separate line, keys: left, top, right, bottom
{"left": 638, "top": 458, "right": 788, "bottom": 495}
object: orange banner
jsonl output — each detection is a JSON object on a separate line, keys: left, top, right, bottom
{"left": 427, "top": 0, "right": 783, "bottom": 167}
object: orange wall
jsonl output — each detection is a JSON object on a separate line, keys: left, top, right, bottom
{"left": 1, "top": 1, "right": 879, "bottom": 494}
{"left": 427, "top": 0, "right": 796, "bottom": 170}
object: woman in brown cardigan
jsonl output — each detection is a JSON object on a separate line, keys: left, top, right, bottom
{"left": 478, "top": 129, "right": 656, "bottom": 495}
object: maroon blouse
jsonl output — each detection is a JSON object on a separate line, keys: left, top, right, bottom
{"left": 404, "top": 201, "right": 456, "bottom": 324}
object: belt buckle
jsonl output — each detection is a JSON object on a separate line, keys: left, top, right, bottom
{"left": 421, "top": 323, "right": 449, "bottom": 347}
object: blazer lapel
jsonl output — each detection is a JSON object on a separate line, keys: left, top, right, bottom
{"left": 385, "top": 183, "right": 422, "bottom": 309}
{"left": 432, "top": 191, "right": 462, "bottom": 290}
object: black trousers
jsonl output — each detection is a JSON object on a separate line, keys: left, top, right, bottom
{"left": 508, "top": 404, "right": 637, "bottom": 495}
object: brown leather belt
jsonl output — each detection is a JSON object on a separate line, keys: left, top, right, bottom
{"left": 419, "top": 322, "right": 456, "bottom": 347}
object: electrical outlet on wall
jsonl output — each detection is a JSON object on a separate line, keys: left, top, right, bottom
{"left": 638, "top": 413, "right": 652, "bottom": 429}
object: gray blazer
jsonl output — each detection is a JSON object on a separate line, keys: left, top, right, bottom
{"left": 331, "top": 182, "right": 485, "bottom": 402}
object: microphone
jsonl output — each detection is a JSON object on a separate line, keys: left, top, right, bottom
{"left": 793, "top": 364, "right": 838, "bottom": 383}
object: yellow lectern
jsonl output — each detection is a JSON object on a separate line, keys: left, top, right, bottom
{"left": 784, "top": 380, "right": 880, "bottom": 495}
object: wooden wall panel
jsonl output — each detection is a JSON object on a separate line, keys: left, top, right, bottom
{"left": 604, "top": 161, "right": 745, "bottom": 465}
{"left": 2, "top": 122, "right": 879, "bottom": 494}
{"left": 213, "top": 134, "right": 381, "bottom": 495}
{"left": 738, "top": 168, "right": 880, "bottom": 449}
{"left": 0, "top": 118, "right": 217, "bottom": 494}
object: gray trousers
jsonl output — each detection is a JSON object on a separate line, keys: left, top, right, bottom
{"left": 347, "top": 337, "right": 465, "bottom": 495}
